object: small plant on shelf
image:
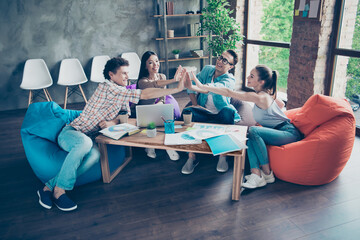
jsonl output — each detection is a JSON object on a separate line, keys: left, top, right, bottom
{"left": 172, "top": 49, "right": 181, "bottom": 59}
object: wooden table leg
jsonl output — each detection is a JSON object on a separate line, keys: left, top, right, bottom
{"left": 98, "top": 142, "right": 111, "bottom": 183}
{"left": 232, "top": 149, "right": 246, "bottom": 201}
{"left": 108, "top": 147, "right": 133, "bottom": 183}
{"left": 98, "top": 143, "right": 133, "bottom": 183}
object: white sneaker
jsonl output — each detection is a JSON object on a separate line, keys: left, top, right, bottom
{"left": 261, "top": 170, "right": 275, "bottom": 183}
{"left": 145, "top": 148, "right": 156, "bottom": 158}
{"left": 181, "top": 158, "right": 199, "bottom": 175}
{"left": 242, "top": 173, "right": 267, "bottom": 189}
{"left": 245, "top": 170, "right": 275, "bottom": 183}
{"left": 216, "top": 156, "right": 228, "bottom": 172}
{"left": 166, "top": 149, "right": 180, "bottom": 161}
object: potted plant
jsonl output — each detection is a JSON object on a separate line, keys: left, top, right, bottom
{"left": 172, "top": 49, "right": 181, "bottom": 59}
{"left": 198, "top": 0, "right": 243, "bottom": 58}
{"left": 146, "top": 122, "right": 157, "bottom": 137}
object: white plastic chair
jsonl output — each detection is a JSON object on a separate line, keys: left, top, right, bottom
{"left": 20, "top": 59, "right": 53, "bottom": 106}
{"left": 121, "top": 52, "right": 141, "bottom": 85}
{"left": 90, "top": 55, "right": 110, "bottom": 83}
{"left": 57, "top": 58, "right": 88, "bottom": 109}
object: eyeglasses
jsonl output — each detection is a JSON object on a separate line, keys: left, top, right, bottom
{"left": 217, "top": 55, "right": 233, "bottom": 66}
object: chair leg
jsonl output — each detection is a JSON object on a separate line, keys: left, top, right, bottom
{"left": 78, "top": 85, "right": 88, "bottom": 103}
{"left": 45, "top": 88, "right": 53, "bottom": 102}
{"left": 64, "top": 87, "right": 68, "bottom": 109}
{"left": 28, "top": 90, "right": 33, "bottom": 106}
{"left": 43, "top": 89, "right": 50, "bottom": 102}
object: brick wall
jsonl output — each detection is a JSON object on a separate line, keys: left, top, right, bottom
{"left": 287, "top": 0, "right": 357, "bottom": 108}
{"left": 287, "top": 17, "right": 321, "bottom": 108}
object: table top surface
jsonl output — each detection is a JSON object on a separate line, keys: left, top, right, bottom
{"left": 96, "top": 118, "right": 248, "bottom": 156}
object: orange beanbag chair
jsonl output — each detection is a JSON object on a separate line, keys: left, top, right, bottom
{"left": 268, "top": 94, "right": 356, "bottom": 185}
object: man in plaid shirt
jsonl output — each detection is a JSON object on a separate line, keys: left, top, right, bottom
{"left": 37, "top": 57, "right": 186, "bottom": 212}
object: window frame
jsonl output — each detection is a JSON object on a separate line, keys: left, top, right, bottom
{"left": 241, "top": 0, "right": 291, "bottom": 92}
{"left": 326, "top": 0, "right": 360, "bottom": 135}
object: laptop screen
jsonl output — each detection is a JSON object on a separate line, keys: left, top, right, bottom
{"left": 136, "top": 104, "right": 174, "bottom": 127}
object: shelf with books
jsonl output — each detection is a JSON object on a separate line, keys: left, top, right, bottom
{"left": 152, "top": 13, "right": 202, "bottom": 18}
{"left": 153, "top": 0, "right": 210, "bottom": 78}
{"left": 155, "top": 35, "right": 208, "bottom": 41}
{"left": 155, "top": 35, "right": 217, "bottom": 41}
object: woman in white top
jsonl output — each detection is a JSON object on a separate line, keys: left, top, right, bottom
{"left": 185, "top": 65, "right": 303, "bottom": 189}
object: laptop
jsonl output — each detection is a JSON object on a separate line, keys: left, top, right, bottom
{"left": 136, "top": 104, "right": 174, "bottom": 127}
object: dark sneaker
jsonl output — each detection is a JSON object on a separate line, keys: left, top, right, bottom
{"left": 53, "top": 194, "right": 77, "bottom": 212}
{"left": 37, "top": 189, "right": 52, "bottom": 209}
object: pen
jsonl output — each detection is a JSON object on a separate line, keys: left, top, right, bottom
{"left": 161, "top": 116, "right": 166, "bottom": 122}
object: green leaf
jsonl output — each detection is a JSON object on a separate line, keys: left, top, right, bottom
{"left": 199, "top": 0, "right": 244, "bottom": 56}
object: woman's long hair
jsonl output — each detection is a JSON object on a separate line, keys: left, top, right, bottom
{"left": 255, "top": 65, "right": 278, "bottom": 97}
{"left": 137, "top": 51, "right": 157, "bottom": 88}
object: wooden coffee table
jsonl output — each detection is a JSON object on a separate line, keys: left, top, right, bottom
{"left": 95, "top": 119, "right": 248, "bottom": 201}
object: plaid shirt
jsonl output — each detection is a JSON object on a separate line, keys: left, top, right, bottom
{"left": 71, "top": 80, "right": 141, "bottom": 135}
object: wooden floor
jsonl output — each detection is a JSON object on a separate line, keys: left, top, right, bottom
{"left": 1, "top": 95, "right": 360, "bottom": 240}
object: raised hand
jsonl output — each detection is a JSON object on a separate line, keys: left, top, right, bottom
{"left": 191, "top": 71, "right": 204, "bottom": 88}
{"left": 176, "top": 68, "right": 186, "bottom": 91}
{"left": 184, "top": 72, "right": 193, "bottom": 89}
{"left": 174, "top": 65, "right": 184, "bottom": 82}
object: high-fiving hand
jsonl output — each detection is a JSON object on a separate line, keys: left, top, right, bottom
{"left": 175, "top": 65, "right": 187, "bottom": 90}
{"left": 184, "top": 71, "right": 209, "bottom": 94}
{"left": 174, "top": 65, "right": 185, "bottom": 82}
{"left": 190, "top": 71, "right": 204, "bottom": 89}
{"left": 184, "top": 72, "right": 193, "bottom": 89}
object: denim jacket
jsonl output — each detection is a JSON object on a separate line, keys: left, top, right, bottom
{"left": 187, "top": 65, "right": 240, "bottom": 121}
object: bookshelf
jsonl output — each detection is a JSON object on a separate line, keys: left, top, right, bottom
{"left": 153, "top": 0, "right": 210, "bottom": 77}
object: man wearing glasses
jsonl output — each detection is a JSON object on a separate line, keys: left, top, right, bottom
{"left": 181, "top": 49, "right": 240, "bottom": 174}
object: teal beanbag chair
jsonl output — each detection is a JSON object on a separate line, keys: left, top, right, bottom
{"left": 21, "top": 102, "right": 126, "bottom": 186}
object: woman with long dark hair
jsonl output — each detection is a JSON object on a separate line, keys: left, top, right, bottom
{"left": 136, "top": 51, "right": 181, "bottom": 160}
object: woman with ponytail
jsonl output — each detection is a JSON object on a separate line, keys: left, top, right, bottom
{"left": 185, "top": 64, "right": 303, "bottom": 189}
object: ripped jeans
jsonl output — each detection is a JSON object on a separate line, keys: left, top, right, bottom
{"left": 45, "top": 126, "right": 100, "bottom": 191}
{"left": 246, "top": 122, "right": 303, "bottom": 170}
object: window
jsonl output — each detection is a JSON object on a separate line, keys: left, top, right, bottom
{"left": 329, "top": 0, "right": 360, "bottom": 134}
{"left": 243, "top": 0, "right": 294, "bottom": 101}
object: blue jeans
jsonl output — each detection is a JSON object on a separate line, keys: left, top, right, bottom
{"left": 182, "top": 106, "right": 236, "bottom": 124}
{"left": 46, "top": 126, "right": 100, "bottom": 191}
{"left": 247, "top": 122, "right": 303, "bottom": 170}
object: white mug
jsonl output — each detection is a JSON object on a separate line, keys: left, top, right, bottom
{"left": 183, "top": 112, "right": 192, "bottom": 125}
